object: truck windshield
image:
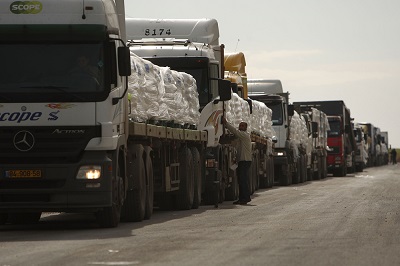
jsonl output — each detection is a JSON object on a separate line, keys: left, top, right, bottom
{"left": 178, "top": 68, "right": 209, "bottom": 107}
{"left": 268, "top": 103, "right": 283, "bottom": 125}
{"left": 354, "top": 130, "right": 363, "bottom": 142}
{"left": 0, "top": 43, "right": 107, "bottom": 102}
{"left": 328, "top": 120, "right": 341, "bottom": 136}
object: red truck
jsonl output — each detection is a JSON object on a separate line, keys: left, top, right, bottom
{"left": 292, "top": 101, "right": 357, "bottom": 177}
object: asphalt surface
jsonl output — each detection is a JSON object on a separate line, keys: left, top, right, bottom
{"left": 1, "top": 164, "right": 400, "bottom": 266}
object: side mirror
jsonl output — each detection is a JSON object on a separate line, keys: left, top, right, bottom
{"left": 311, "top": 121, "right": 318, "bottom": 138}
{"left": 231, "top": 83, "right": 238, "bottom": 94}
{"left": 218, "top": 79, "right": 232, "bottom": 101}
{"left": 288, "top": 104, "right": 295, "bottom": 117}
{"left": 118, "top": 46, "right": 131, "bottom": 76}
{"left": 272, "top": 136, "right": 278, "bottom": 143}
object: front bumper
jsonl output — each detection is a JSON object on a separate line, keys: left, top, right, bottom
{"left": 0, "top": 151, "right": 113, "bottom": 213}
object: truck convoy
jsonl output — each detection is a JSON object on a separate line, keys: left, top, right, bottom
{"left": 247, "top": 80, "right": 308, "bottom": 186}
{"left": 294, "top": 101, "right": 357, "bottom": 177}
{"left": 125, "top": 18, "right": 242, "bottom": 206}
{"left": 0, "top": 0, "right": 392, "bottom": 229}
{"left": 293, "top": 104, "right": 330, "bottom": 180}
{"left": 126, "top": 20, "right": 275, "bottom": 204}
{"left": 0, "top": 0, "right": 235, "bottom": 227}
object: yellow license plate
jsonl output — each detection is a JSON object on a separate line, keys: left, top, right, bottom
{"left": 7, "top": 170, "right": 42, "bottom": 178}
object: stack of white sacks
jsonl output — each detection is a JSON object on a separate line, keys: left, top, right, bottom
{"left": 128, "top": 53, "right": 200, "bottom": 126}
{"left": 225, "top": 93, "right": 275, "bottom": 139}
{"left": 289, "top": 111, "right": 308, "bottom": 159}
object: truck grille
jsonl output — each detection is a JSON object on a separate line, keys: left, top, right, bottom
{"left": 0, "top": 126, "right": 101, "bottom": 164}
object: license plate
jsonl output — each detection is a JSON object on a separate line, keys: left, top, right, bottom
{"left": 6, "top": 170, "right": 42, "bottom": 178}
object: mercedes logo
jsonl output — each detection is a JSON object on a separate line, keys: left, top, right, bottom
{"left": 13, "top": 131, "right": 35, "bottom": 152}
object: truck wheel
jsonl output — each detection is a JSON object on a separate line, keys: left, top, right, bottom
{"left": 0, "top": 214, "right": 8, "bottom": 225}
{"left": 176, "top": 147, "right": 194, "bottom": 210}
{"left": 313, "top": 159, "right": 321, "bottom": 180}
{"left": 307, "top": 168, "right": 312, "bottom": 181}
{"left": 267, "top": 157, "right": 274, "bottom": 188}
{"left": 122, "top": 145, "right": 146, "bottom": 222}
{"left": 292, "top": 159, "right": 301, "bottom": 184}
{"left": 225, "top": 170, "right": 238, "bottom": 201}
{"left": 97, "top": 168, "right": 124, "bottom": 227}
{"left": 254, "top": 154, "right": 260, "bottom": 191}
{"left": 321, "top": 159, "right": 328, "bottom": 179}
{"left": 8, "top": 212, "right": 41, "bottom": 224}
{"left": 144, "top": 153, "right": 154, "bottom": 219}
{"left": 248, "top": 160, "right": 254, "bottom": 195}
{"left": 259, "top": 156, "right": 268, "bottom": 189}
{"left": 190, "top": 147, "right": 202, "bottom": 209}
{"left": 204, "top": 169, "right": 221, "bottom": 206}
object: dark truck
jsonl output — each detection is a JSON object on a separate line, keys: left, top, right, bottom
{"left": 292, "top": 101, "right": 357, "bottom": 177}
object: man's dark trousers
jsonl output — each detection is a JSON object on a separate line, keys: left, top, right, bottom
{"left": 238, "top": 161, "right": 252, "bottom": 202}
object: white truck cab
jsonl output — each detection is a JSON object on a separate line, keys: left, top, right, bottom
{"left": 0, "top": 0, "right": 131, "bottom": 227}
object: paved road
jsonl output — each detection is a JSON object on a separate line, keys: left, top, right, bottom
{"left": 1, "top": 165, "right": 400, "bottom": 266}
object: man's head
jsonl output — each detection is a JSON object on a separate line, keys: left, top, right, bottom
{"left": 239, "top": 122, "right": 248, "bottom": 132}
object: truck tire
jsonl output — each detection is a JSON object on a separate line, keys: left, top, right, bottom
{"left": 254, "top": 153, "right": 260, "bottom": 191}
{"left": 321, "top": 158, "right": 328, "bottom": 179}
{"left": 204, "top": 169, "right": 221, "bottom": 206}
{"left": 292, "top": 159, "right": 301, "bottom": 184}
{"left": 307, "top": 168, "right": 313, "bottom": 182}
{"left": 144, "top": 151, "right": 154, "bottom": 220}
{"left": 176, "top": 147, "right": 194, "bottom": 210}
{"left": 248, "top": 159, "right": 255, "bottom": 195}
{"left": 190, "top": 147, "right": 202, "bottom": 209}
{"left": 259, "top": 156, "right": 268, "bottom": 189}
{"left": 267, "top": 157, "right": 274, "bottom": 188}
{"left": 122, "top": 145, "right": 146, "bottom": 222}
{"left": 313, "top": 159, "right": 321, "bottom": 180}
{"left": 225, "top": 170, "right": 238, "bottom": 201}
{"left": 97, "top": 161, "right": 124, "bottom": 227}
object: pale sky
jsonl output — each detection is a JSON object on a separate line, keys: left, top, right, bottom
{"left": 125, "top": 0, "right": 400, "bottom": 148}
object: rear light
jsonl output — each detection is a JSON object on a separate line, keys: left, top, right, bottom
{"left": 206, "top": 159, "right": 218, "bottom": 168}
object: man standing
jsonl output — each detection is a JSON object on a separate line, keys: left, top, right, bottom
{"left": 222, "top": 117, "right": 252, "bottom": 205}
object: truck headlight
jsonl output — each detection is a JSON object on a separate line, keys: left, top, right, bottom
{"left": 76, "top": 165, "right": 101, "bottom": 180}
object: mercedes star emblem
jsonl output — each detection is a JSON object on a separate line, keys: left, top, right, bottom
{"left": 13, "top": 130, "right": 35, "bottom": 152}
